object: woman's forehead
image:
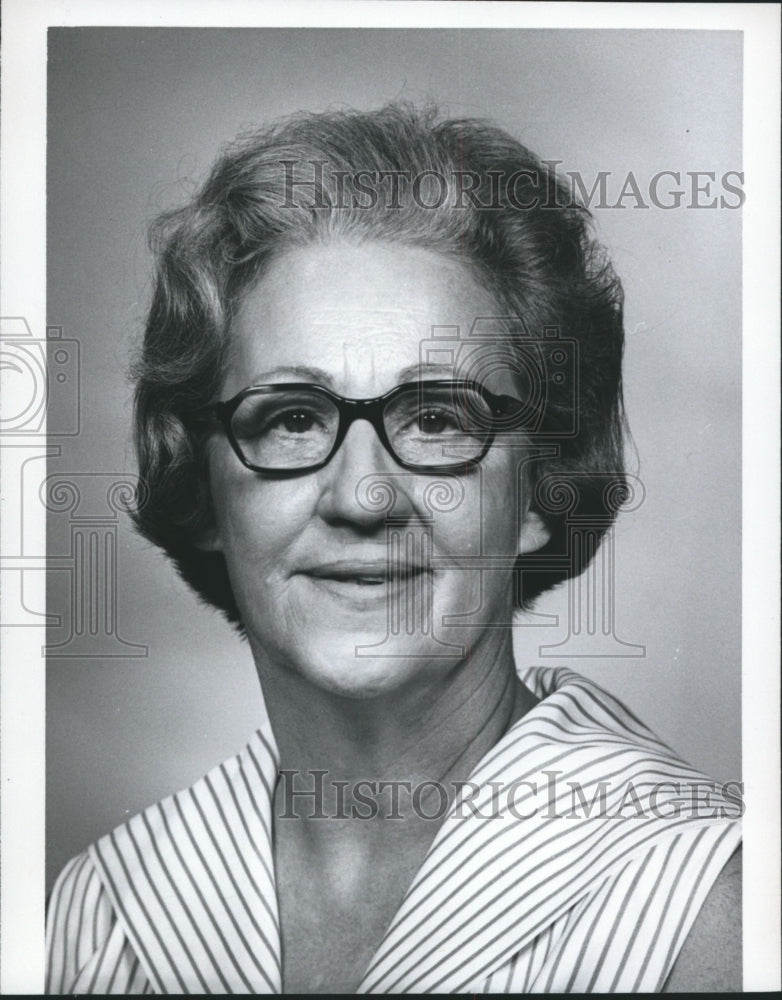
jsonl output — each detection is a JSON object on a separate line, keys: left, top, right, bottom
{"left": 225, "top": 240, "right": 507, "bottom": 394}
{"left": 239, "top": 239, "right": 497, "bottom": 323}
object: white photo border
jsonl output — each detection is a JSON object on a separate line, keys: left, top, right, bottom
{"left": 1, "top": 0, "right": 779, "bottom": 992}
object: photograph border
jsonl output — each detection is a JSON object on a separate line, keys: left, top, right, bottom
{"left": 1, "top": 1, "right": 779, "bottom": 992}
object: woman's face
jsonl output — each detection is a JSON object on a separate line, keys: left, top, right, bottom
{"left": 206, "top": 239, "right": 548, "bottom": 699}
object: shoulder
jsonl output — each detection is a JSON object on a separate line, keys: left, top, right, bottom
{"left": 47, "top": 848, "right": 152, "bottom": 994}
{"left": 46, "top": 851, "right": 111, "bottom": 992}
{"left": 662, "top": 845, "right": 742, "bottom": 993}
{"left": 46, "top": 850, "right": 110, "bottom": 944}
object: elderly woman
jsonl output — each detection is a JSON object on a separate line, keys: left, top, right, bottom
{"left": 46, "top": 105, "right": 741, "bottom": 994}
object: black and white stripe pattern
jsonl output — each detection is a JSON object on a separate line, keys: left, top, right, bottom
{"left": 47, "top": 667, "right": 741, "bottom": 993}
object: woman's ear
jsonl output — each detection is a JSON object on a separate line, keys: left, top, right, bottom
{"left": 518, "top": 509, "right": 551, "bottom": 554}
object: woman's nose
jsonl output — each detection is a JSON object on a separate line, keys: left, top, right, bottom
{"left": 315, "top": 418, "right": 414, "bottom": 526}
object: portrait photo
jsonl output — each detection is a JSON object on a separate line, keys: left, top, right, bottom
{"left": 0, "top": 1, "right": 779, "bottom": 993}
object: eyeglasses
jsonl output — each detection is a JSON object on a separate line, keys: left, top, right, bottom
{"left": 210, "top": 380, "right": 525, "bottom": 475}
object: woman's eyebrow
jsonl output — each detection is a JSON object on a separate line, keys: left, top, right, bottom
{"left": 395, "top": 362, "right": 456, "bottom": 382}
{"left": 247, "top": 362, "right": 458, "bottom": 389}
{"left": 246, "top": 365, "right": 335, "bottom": 386}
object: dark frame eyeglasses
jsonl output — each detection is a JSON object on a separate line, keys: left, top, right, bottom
{"left": 209, "top": 379, "right": 525, "bottom": 476}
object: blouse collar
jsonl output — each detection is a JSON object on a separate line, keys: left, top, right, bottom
{"left": 90, "top": 667, "right": 737, "bottom": 994}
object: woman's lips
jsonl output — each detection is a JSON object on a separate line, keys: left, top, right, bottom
{"left": 299, "top": 561, "right": 430, "bottom": 611}
{"left": 304, "top": 560, "right": 427, "bottom": 586}
{"left": 296, "top": 557, "right": 438, "bottom": 627}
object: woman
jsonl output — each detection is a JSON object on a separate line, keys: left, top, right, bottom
{"left": 46, "top": 105, "right": 741, "bottom": 993}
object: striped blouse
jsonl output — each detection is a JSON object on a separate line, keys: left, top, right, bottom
{"left": 46, "top": 666, "right": 741, "bottom": 993}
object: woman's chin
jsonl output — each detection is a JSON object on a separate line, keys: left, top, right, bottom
{"left": 243, "top": 573, "right": 495, "bottom": 701}
{"left": 268, "top": 633, "right": 464, "bottom": 702}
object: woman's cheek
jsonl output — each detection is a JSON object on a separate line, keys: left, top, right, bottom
{"left": 218, "top": 480, "right": 322, "bottom": 602}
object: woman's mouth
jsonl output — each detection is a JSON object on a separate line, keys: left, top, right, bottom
{"left": 305, "top": 561, "right": 426, "bottom": 586}
{"left": 299, "top": 561, "right": 431, "bottom": 610}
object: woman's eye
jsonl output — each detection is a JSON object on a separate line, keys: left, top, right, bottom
{"left": 417, "top": 408, "right": 459, "bottom": 435}
{"left": 274, "top": 409, "right": 318, "bottom": 434}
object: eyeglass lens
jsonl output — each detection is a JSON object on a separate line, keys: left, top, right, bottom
{"left": 230, "top": 384, "right": 495, "bottom": 470}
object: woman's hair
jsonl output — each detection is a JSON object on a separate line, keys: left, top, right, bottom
{"left": 132, "top": 103, "right": 628, "bottom": 626}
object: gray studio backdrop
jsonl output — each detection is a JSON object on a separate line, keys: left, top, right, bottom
{"left": 46, "top": 28, "right": 742, "bottom": 892}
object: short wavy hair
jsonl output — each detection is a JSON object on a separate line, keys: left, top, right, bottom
{"left": 132, "top": 103, "right": 627, "bottom": 626}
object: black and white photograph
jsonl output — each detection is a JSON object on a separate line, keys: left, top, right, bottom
{"left": 1, "top": 1, "right": 779, "bottom": 993}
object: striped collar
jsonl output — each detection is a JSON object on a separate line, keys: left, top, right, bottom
{"left": 89, "top": 667, "right": 738, "bottom": 994}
